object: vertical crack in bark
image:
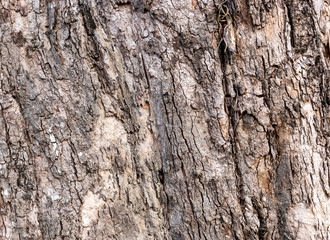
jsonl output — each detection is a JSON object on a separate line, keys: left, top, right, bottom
{"left": 285, "top": 2, "right": 295, "bottom": 48}
{"left": 0, "top": 103, "right": 12, "bottom": 160}
{"left": 219, "top": 52, "right": 246, "bottom": 238}
{"left": 79, "top": 2, "right": 97, "bottom": 37}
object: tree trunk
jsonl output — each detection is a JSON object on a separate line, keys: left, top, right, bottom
{"left": 0, "top": 0, "right": 329, "bottom": 239}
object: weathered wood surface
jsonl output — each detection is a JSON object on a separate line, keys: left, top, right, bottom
{"left": 0, "top": 0, "right": 329, "bottom": 239}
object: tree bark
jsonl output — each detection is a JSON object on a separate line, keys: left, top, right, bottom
{"left": 0, "top": 0, "right": 329, "bottom": 239}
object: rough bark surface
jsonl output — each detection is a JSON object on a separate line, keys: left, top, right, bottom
{"left": 0, "top": 0, "right": 329, "bottom": 239}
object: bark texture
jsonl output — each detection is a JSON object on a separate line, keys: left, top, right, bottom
{"left": 0, "top": 0, "right": 329, "bottom": 239}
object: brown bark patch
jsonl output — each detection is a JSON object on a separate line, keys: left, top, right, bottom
{"left": 192, "top": 0, "right": 198, "bottom": 9}
{"left": 11, "top": 31, "right": 26, "bottom": 47}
